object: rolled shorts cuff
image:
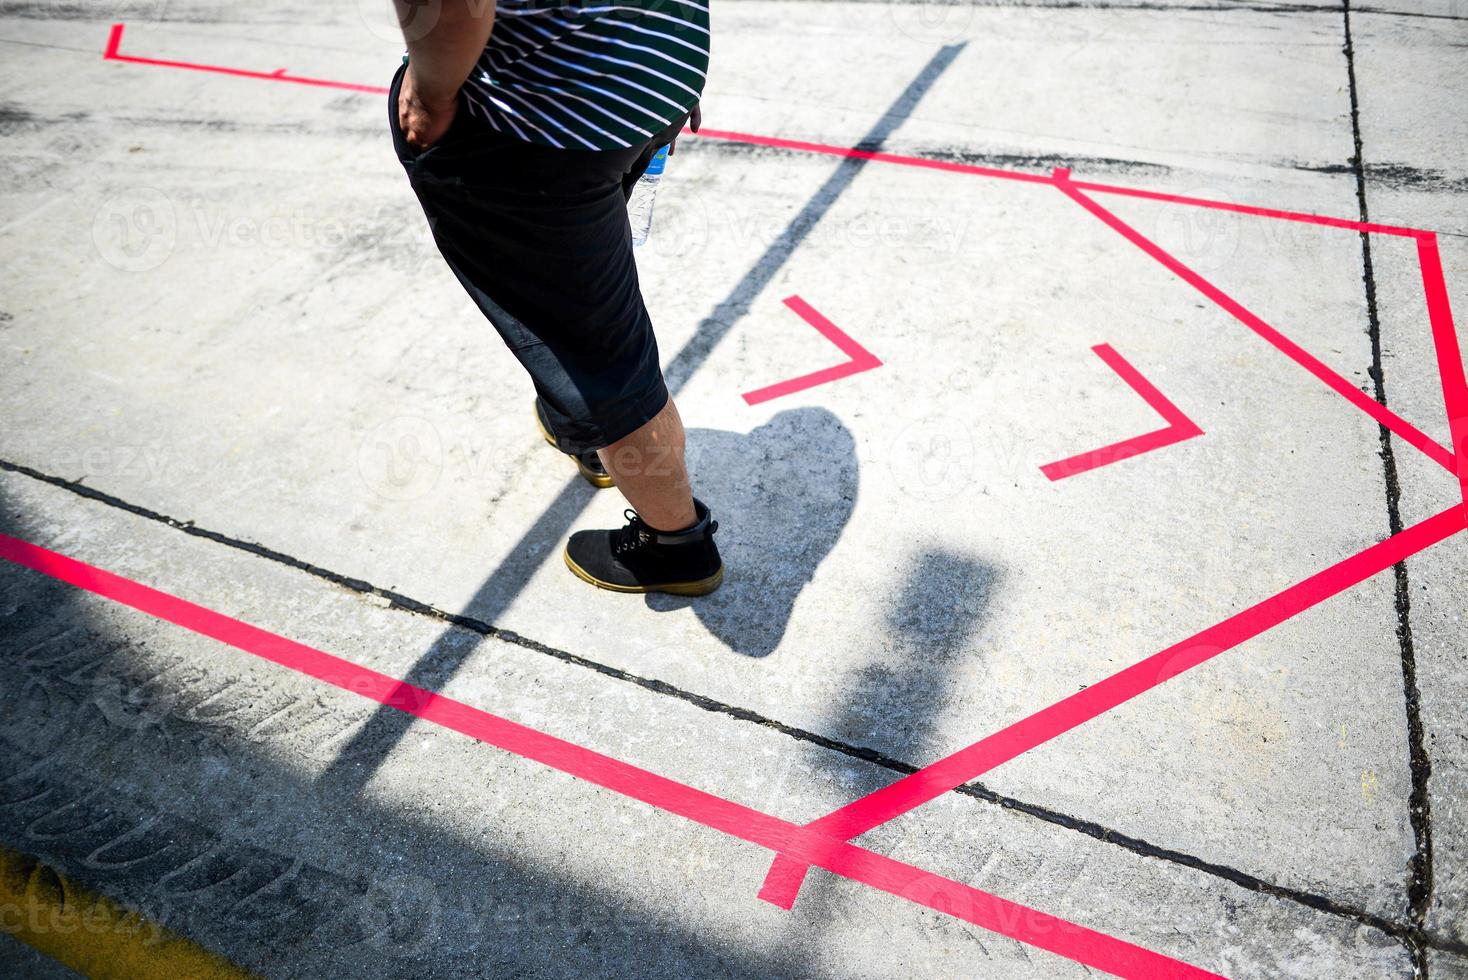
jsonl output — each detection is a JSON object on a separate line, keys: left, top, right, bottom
{"left": 545, "top": 376, "right": 671, "bottom": 457}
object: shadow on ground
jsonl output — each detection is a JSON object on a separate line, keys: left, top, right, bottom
{"left": 647, "top": 406, "right": 858, "bottom": 657}
{"left": 836, "top": 546, "right": 1000, "bottom": 770}
{"left": 317, "top": 407, "right": 855, "bottom": 795}
{"left": 0, "top": 490, "right": 805, "bottom": 979}
{"left": 857, "top": 547, "right": 1001, "bottom": 751}
{"left": 792, "top": 547, "right": 1002, "bottom": 910}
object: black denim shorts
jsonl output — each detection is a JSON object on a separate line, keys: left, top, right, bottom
{"left": 388, "top": 63, "right": 683, "bottom": 454}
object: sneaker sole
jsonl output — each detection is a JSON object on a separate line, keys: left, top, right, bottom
{"left": 563, "top": 549, "right": 724, "bottom": 596}
{"left": 536, "top": 409, "right": 615, "bottom": 489}
{"left": 575, "top": 460, "right": 616, "bottom": 490}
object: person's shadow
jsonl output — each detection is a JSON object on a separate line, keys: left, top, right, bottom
{"left": 645, "top": 406, "right": 857, "bottom": 658}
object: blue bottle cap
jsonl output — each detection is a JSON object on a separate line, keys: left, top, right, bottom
{"left": 645, "top": 144, "right": 669, "bottom": 176}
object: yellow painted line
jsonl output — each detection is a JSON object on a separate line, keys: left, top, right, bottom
{"left": 0, "top": 844, "right": 254, "bottom": 980}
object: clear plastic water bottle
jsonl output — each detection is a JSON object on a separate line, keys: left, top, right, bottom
{"left": 628, "top": 145, "right": 668, "bottom": 247}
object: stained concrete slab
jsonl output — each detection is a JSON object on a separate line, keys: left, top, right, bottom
{"left": 1, "top": 0, "right": 1464, "bottom": 975}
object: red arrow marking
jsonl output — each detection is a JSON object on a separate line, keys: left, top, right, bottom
{"left": 1039, "top": 344, "right": 1203, "bottom": 481}
{"left": 742, "top": 296, "right": 881, "bottom": 406}
{"left": 1053, "top": 171, "right": 1456, "bottom": 475}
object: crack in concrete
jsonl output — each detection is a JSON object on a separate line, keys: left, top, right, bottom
{"left": 1341, "top": 3, "right": 1438, "bottom": 975}
{"left": 5, "top": 455, "right": 1468, "bottom": 959}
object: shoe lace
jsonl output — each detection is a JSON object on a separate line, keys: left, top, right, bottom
{"left": 612, "top": 510, "right": 653, "bottom": 556}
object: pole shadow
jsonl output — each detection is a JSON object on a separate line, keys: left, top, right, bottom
{"left": 321, "top": 39, "right": 967, "bottom": 795}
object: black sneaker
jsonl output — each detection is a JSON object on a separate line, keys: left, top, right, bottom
{"left": 535, "top": 399, "right": 613, "bottom": 489}
{"left": 564, "top": 500, "right": 723, "bottom": 596}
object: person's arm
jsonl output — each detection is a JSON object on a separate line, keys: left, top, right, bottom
{"left": 396, "top": 0, "right": 496, "bottom": 150}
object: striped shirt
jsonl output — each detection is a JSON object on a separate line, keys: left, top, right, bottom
{"left": 462, "top": 0, "right": 711, "bottom": 151}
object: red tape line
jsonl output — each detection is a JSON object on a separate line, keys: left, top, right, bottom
{"left": 103, "top": 24, "right": 388, "bottom": 95}
{"left": 689, "top": 126, "right": 1432, "bottom": 237}
{"left": 103, "top": 22, "right": 1440, "bottom": 239}
{"left": 1051, "top": 172, "right": 1457, "bottom": 475}
{"left": 92, "top": 19, "right": 1468, "bottom": 943}
{"left": 759, "top": 169, "right": 1467, "bottom": 908}
{"left": 1039, "top": 343, "right": 1204, "bottom": 480}
{"left": 741, "top": 295, "right": 882, "bottom": 405}
{"left": 756, "top": 504, "right": 1465, "bottom": 906}
{"left": 0, "top": 532, "right": 1224, "bottom": 979}
{"left": 1417, "top": 233, "right": 1468, "bottom": 516}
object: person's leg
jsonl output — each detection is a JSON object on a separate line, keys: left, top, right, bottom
{"left": 565, "top": 388, "right": 719, "bottom": 595}
{"left": 597, "top": 395, "right": 695, "bottom": 531}
{"left": 535, "top": 396, "right": 614, "bottom": 489}
{"left": 390, "top": 74, "right": 720, "bottom": 594}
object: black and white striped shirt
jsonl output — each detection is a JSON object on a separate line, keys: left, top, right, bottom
{"left": 463, "top": 0, "right": 711, "bottom": 151}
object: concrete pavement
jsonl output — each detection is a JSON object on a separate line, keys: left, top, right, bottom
{"left": 1, "top": 1, "right": 1465, "bottom": 976}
